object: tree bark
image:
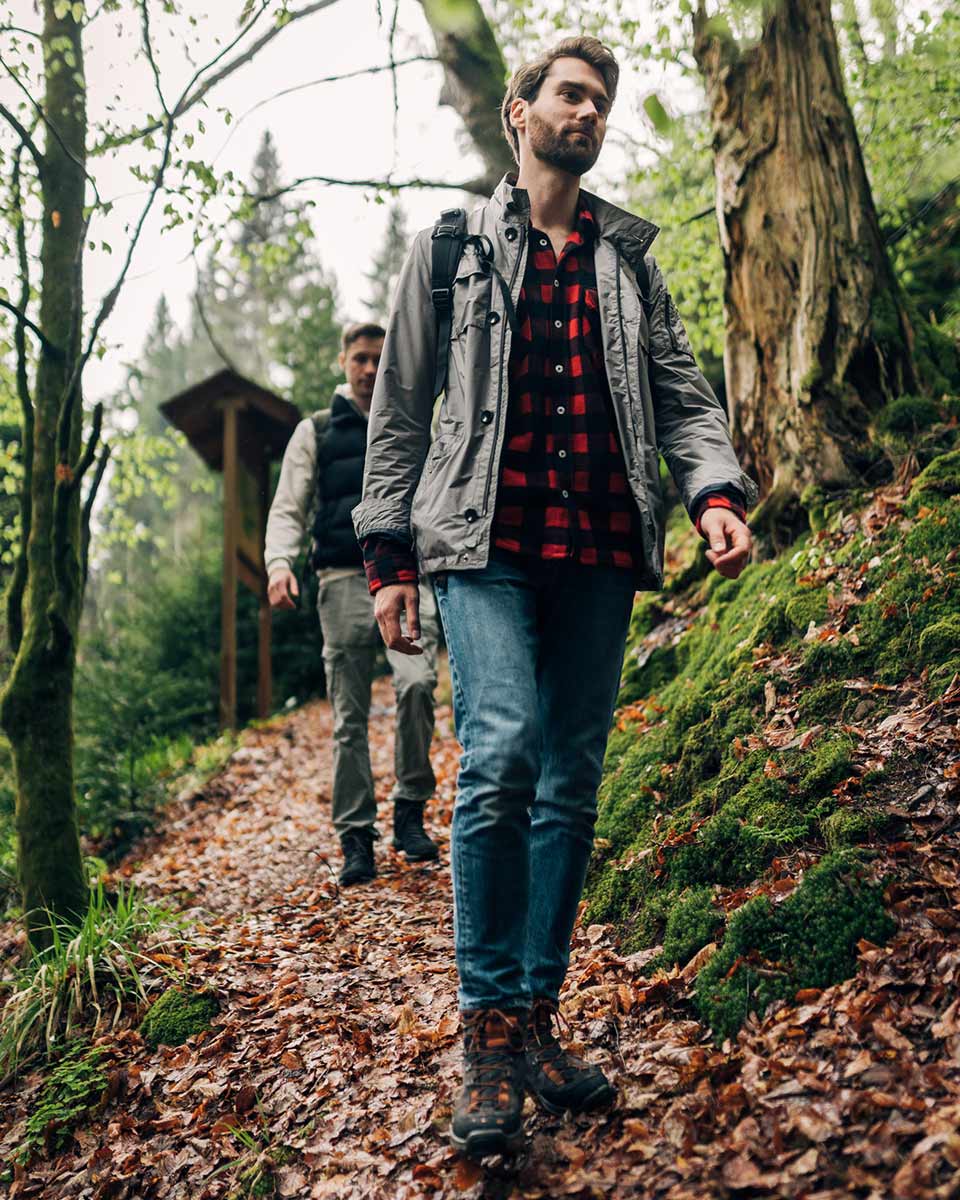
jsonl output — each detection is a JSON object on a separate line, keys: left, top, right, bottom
{"left": 418, "top": 0, "right": 513, "bottom": 195}
{"left": 693, "top": 0, "right": 918, "bottom": 525}
{"left": 0, "top": 1, "right": 89, "bottom": 949}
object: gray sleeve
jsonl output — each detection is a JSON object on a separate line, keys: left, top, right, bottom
{"left": 646, "top": 256, "right": 759, "bottom": 515}
{"left": 265, "top": 417, "right": 316, "bottom": 575}
{"left": 352, "top": 229, "right": 435, "bottom": 544}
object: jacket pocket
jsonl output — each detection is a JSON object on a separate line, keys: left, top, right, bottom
{"left": 452, "top": 262, "right": 491, "bottom": 336}
{"left": 424, "top": 421, "right": 463, "bottom": 477}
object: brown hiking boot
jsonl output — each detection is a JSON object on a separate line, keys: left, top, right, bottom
{"left": 523, "top": 997, "right": 616, "bottom": 1116}
{"left": 450, "top": 1009, "right": 527, "bottom": 1157}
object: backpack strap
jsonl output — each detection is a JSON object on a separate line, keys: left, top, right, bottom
{"left": 430, "top": 207, "right": 467, "bottom": 398}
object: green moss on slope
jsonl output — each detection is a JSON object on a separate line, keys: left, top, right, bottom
{"left": 588, "top": 437, "right": 958, "bottom": 1037}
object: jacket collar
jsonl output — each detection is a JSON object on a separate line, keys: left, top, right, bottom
{"left": 490, "top": 172, "right": 659, "bottom": 257}
{"left": 333, "top": 382, "right": 369, "bottom": 423}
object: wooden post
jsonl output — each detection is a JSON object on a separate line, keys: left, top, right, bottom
{"left": 256, "top": 454, "right": 272, "bottom": 719}
{"left": 220, "top": 400, "right": 238, "bottom": 730}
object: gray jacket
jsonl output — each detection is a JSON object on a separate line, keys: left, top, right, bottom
{"left": 352, "top": 174, "right": 757, "bottom": 590}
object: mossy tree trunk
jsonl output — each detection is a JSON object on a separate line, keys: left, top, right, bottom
{"left": 0, "top": 3, "right": 93, "bottom": 950}
{"left": 693, "top": 0, "right": 919, "bottom": 528}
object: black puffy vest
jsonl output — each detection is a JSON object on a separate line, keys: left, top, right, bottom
{"left": 310, "top": 393, "right": 367, "bottom": 569}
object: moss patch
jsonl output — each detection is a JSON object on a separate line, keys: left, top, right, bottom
{"left": 694, "top": 855, "right": 894, "bottom": 1042}
{"left": 140, "top": 985, "right": 219, "bottom": 1049}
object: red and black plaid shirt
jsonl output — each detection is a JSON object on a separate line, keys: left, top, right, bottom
{"left": 362, "top": 201, "right": 743, "bottom": 592}
{"left": 492, "top": 203, "right": 639, "bottom": 568}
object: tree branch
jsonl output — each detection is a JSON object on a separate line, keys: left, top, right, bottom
{"left": 81, "top": 444, "right": 110, "bottom": 595}
{"left": 251, "top": 172, "right": 489, "bottom": 205}
{"left": 0, "top": 298, "right": 64, "bottom": 359}
{"left": 0, "top": 101, "right": 44, "bottom": 174}
{"left": 6, "top": 147, "right": 34, "bottom": 655}
{"left": 93, "top": 0, "right": 343, "bottom": 155}
{"left": 71, "top": 401, "right": 104, "bottom": 488}
{"left": 0, "top": 53, "right": 102, "bottom": 209}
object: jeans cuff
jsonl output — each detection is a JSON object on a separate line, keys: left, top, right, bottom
{"left": 457, "top": 992, "right": 531, "bottom": 1013}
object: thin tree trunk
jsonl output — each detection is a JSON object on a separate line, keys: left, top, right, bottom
{"left": 693, "top": 0, "right": 918, "bottom": 529}
{"left": 0, "top": 1, "right": 88, "bottom": 948}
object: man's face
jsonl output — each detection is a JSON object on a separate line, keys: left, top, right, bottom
{"left": 340, "top": 336, "right": 383, "bottom": 401}
{"left": 514, "top": 57, "right": 610, "bottom": 176}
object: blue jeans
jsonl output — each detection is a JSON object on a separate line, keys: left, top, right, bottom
{"left": 433, "top": 551, "right": 636, "bottom": 1011}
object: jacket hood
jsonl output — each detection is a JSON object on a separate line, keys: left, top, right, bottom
{"left": 489, "top": 173, "right": 660, "bottom": 259}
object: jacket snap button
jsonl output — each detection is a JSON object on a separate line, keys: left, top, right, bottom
{"left": 487, "top": 311, "right": 500, "bottom": 325}
{"left": 464, "top": 509, "right": 478, "bottom": 523}
{"left": 505, "top": 227, "right": 518, "bottom": 241}
{"left": 480, "top": 411, "right": 493, "bottom": 425}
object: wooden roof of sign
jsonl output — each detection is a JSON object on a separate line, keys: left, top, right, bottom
{"left": 160, "top": 368, "right": 301, "bottom": 473}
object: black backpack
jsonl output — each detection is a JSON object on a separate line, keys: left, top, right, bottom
{"left": 428, "top": 206, "right": 654, "bottom": 398}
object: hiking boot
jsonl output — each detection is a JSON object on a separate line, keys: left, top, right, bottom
{"left": 392, "top": 799, "right": 439, "bottom": 862}
{"left": 523, "top": 997, "right": 616, "bottom": 1116}
{"left": 450, "top": 1009, "right": 527, "bottom": 1157}
{"left": 339, "top": 828, "right": 376, "bottom": 886}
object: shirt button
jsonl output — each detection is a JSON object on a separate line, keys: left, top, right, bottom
{"left": 553, "top": 279, "right": 560, "bottom": 288}
{"left": 505, "top": 227, "right": 518, "bottom": 241}
{"left": 480, "top": 411, "right": 493, "bottom": 425}
{"left": 555, "top": 364, "right": 563, "bottom": 374}
{"left": 559, "top": 450, "right": 567, "bottom": 459}
{"left": 556, "top": 406, "right": 566, "bottom": 415}
{"left": 464, "top": 509, "right": 478, "bottom": 523}
{"left": 539, "top": 237, "right": 548, "bottom": 247}
{"left": 554, "top": 320, "right": 562, "bottom": 329}
{"left": 562, "top": 490, "right": 570, "bottom": 499}
{"left": 487, "top": 311, "right": 500, "bottom": 326}
{"left": 458, "top": 553, "right": 470, "bottom": 562}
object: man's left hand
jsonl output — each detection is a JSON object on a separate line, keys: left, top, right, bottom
{"left": 701, "top": 508, "right": 752, "bottom": 579}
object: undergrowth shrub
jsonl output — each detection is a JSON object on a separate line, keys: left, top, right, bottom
{"left": 0, "top": 881, "right": 188, "bottom": 1081}
{"left": 13, "top": 1040, "right": 109, "bottom": 1164}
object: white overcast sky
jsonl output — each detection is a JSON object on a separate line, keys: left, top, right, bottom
{"left": 1, "top": 0, "right": 674, "bottom": 404}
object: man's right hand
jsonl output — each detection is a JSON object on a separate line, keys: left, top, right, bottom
{"left": 268, "top": 568, "right": 299, "bottom": 610}
{"left": 374, "top": 582, "right": 422, "bottom": 655}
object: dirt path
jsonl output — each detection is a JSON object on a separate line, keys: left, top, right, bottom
{"left": 5, "top": 677, "right": 960, "bottom": 1199}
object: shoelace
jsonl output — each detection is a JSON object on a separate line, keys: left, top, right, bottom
{"left": 529, "top": 1001, "right": 583, "bottom": 1079}
{"left": 463, "top": 1010, "right": 524, "bottom": 1102}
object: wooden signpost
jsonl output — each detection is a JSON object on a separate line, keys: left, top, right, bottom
{"left": 160, "top": 369, "right": 301, "bottom": 730}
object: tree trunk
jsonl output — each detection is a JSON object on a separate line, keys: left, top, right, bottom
{"left": 0, "top": 1, "right": 88, "bottom": 949}
{"left": 418, "top": 0, "right": 513, "bottom": 195}
{"left": 693, "top": 0, "right": 918, "bottom": 528}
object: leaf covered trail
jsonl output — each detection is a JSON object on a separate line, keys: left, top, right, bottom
{"left": 4, "top": 675, "right": 960, "bottom": 1199}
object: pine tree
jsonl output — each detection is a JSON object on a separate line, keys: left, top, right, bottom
{"left": 365, "top": 203, "right": 411, "bottom": 324}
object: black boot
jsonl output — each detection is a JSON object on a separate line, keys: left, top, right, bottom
{"left": 339, "top": 828, "right": 376, "bottom": 886}
{"left": 392, "top": 800, "right": 439, "bottom": 861}
{"left": 523, "top": 997, "right": 616, "bottom": 1115}
{"left": 450, "top": 1009, "right": 527, "bottom": 1157}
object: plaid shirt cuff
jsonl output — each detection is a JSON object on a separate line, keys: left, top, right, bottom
{"left": 693, "top": 491, "right": 748, "bottom": 539}
{"left": 362, "top": 536, "right": 419, "bottom": 595}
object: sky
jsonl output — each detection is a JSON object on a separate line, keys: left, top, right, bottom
{"left": 0, "top": 0, "right": 668, "bottom": 405}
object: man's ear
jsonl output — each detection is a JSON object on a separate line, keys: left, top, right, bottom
{"left": 337, "top": 350, "right": 346, "bottom": 372}
{"left": 509, "top": 97, "right": 526, "bottom": 139}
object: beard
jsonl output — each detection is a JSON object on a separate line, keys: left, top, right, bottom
{"left": 526, "top": 109, "right": 601, "bottom": 175}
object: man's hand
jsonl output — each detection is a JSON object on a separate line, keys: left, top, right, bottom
{"left": 374, "top": 582, "right": 422, "bottom": 655}
{"left": 701, "top": 508, "right": 752, "bottom": 579}
{"left": 268, "top": 568, "right": 299, "bottom": 610}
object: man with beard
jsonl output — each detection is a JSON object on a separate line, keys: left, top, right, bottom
{"left": 266, "top": 323, "right": 440, "bottom": 887}
{"left": 353, "top": 38, "right": 756, "bottom": 1155}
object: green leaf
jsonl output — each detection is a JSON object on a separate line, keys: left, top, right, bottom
{"left": 643, "top": 93, "right": 673, "bottom": 135}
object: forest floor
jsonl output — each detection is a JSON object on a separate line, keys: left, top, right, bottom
{"left": 2, "top": 670, "right": 960, "bottom": 1199}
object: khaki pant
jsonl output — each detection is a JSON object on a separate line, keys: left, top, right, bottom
{"left": 318, "top": 572, "right": 439, "bottom": 835}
